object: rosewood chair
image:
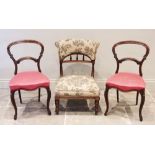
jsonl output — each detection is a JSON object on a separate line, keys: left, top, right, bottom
{"left": 7, "top": 40, "right": 51, "bottom": 120}
{"left": 55, "top": 39, "right": 100, "bottom": 115}
{"left": 104, "top": 41, "right": 149, "bottom": 121}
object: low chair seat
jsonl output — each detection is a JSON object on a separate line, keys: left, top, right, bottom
{"left": 55, "top": 75, "right": 100, "bottom": 97}
{"left": 106, "top": 72, "right": 145, "bottom": 91}
{"left": 10, "top": 71, "right": 50, "bottom": 91}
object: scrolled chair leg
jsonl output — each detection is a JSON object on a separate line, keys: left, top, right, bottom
{"left": 104, "top": 86, "right": 110, "bottom": 116}
{"left": 139, "top": 89, "right": 145, "bottom": 121}
{"left": 45, "top": 87, "right": 51, "bottom": 115}
{"left": 11, "top": 91, "right": 17, "bottom": 120}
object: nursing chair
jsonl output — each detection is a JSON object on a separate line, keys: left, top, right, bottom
{"left": 104, "top": 41, "right": 149, "bottom": 121}
{"left": 7, "top": 40, "right": 51, "bottom": 120}
{"left": 55, "top": 39, "right": 100, "bottom": 115}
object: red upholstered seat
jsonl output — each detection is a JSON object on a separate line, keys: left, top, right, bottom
{"left": 10, "top": 71, "right": 50, "bottom": 91}
{"left": 106, "top": 72, "right": 145, "bottom": 91}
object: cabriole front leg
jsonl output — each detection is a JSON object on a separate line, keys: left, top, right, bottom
{"left": 46, "top": 87, "right": 51, "bottom": 115}
{"left": 11, "top": 90, "right": 17, "bottom": 120}
{"left": 139, "top": 90, "right": 145, "bottom": 121}
{"left": 104, "top": 86, "right": 110, "bottom": 116}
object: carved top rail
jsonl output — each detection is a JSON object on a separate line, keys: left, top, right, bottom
{"left": 7, "top": 40, "right": 44, "bottom": 74}
{"left": 112, "top": 40, "right": 150, "bottom": 76}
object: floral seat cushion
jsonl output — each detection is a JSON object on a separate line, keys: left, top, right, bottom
{"left": 55, "top": 75, "right": 100, "bottom": 97}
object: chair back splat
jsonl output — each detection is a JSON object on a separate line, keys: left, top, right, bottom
{"left": 7, "top": 40, "right": 44, "bottom": 75}
{"left": 112, "top": 40, "right": 150, "bottom": 76}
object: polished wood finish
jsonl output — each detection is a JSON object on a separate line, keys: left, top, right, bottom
{"left": 55, "top": 51, "right": 100, "bottom": 114}
{"left": 104, "top": 41, "right": 150, "bottom": 121}
{"left": 7, "top": 40, "right": 51, "bottom": 120}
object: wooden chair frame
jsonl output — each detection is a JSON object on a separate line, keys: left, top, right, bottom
{"left": 7, "top": 40, "right": 51, "bottom": 120}
{"left": 55, "top": 52, "right": 100, "bottom": 115}
{"left": 104, "top": 40, "right": 150, "bottom": 121}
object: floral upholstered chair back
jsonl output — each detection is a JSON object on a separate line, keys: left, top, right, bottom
{"left": 55, "top": 39, "right": 100, "bottom": 77}
{"left": 55, "top": 39, "right": 100, "bottom": 61}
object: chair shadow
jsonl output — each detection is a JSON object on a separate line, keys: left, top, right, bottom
{"left": 63, "top": 99, "right": 102, "bottom": 114}
{"left": 20, "top": 98, "right": 102, "bottom": 118}
{"left": 21, "top": 100, "right": 49, "bottom": 118}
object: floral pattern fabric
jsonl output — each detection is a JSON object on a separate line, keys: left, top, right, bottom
{"left": 55, "top": 39, "right": 100, "bottom": 60}
{"left": 55, "top": 75, "right": 100, "bottom": 97}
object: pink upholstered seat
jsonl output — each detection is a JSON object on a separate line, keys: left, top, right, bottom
{"left": 10, "top": 71, "right": 50, "bottom": 91}
{"left": 106, "top": 72, "right": 145, "bottom": 91}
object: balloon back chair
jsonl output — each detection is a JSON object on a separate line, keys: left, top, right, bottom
{"left": 7, "top": 40, "right": 51, "bottom": 120}
{"left": 55, "top": 39, "right": 100, "bottom": 115}
{"left": 104, "top": 41, "right": 149, "bottom": 121}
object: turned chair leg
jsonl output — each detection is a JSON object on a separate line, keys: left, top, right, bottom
{"left": 116, "top": 89, "right": 119, "bottom": 103}
{"left": 104, "top": 86, "right": 110, "bottom": 116}
{"left": 46, "top": 87, "right": 51, "bottom": 115}
{"left": 38, "top": 88, "right": 41, "bottom": 102}
{"left": 18, "top": 90, "right": 22, "bottom": 104}
{"left": 95, "top": 98, "right": 100, "bottom": 115}
{"left": 136, "top": 91, "right": 139, "bottom": 105}
{"left": 11, "top": 91, "right": 17, "bottom": 120}
{"left": 55, "top": 98, "right": 59, "bottom": 115}
{"left": 139, "top": 90, "right": 145, "bottom": 121}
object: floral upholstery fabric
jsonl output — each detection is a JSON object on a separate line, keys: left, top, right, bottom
{"left": 55, "top": 39, "right": 100, "bottom": 60}
{"left": 55, "top": 75, "right": 100, "bottom": 97}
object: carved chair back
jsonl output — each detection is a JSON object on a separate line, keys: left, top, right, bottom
{"left": 7, "top": 40, "right": 44, "bottom": 75}
{"left": 112, "top": 40, "right": 150, "bottom": 76}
